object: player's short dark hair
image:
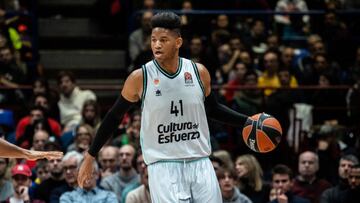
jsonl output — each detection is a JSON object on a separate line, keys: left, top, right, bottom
{"left": 271, "top": 164, "right": 294, "bottom": 179}
{"left": 151, "top": 11, "right": 181, "bottom": 36}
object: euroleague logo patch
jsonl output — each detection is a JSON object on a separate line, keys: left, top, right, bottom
{"left": 184, "top": 72, "right": 194, "bottom": 86}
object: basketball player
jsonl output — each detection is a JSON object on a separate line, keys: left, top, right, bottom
{"left": 0, "top": 138, "right": 63, "bottom": 160}
{"left": 78, "top": 12, "right": 249, "bottom": 202}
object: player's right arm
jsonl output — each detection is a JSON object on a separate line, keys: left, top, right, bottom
{"left": 87, "top": 68, "right": 143, "bottom": 157}
{"left": 78, "top": 69, "right": 143, "bottom": 188}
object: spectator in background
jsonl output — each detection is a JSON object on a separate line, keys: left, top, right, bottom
{"left": 223, "top": 61, "right": 248, "bottom": 103}
{"left": 0, "top": 158, "right": 13, "bottom": 202}
{"left": 100, "top": 145, "right": 140, "bottom": 202}
{"left": 98, "top": 146, "right": 119, "bottom": 179}
{"left": 0, "top": 46, "right": 26, "bottom": 104}
{"left": 234, "top": 154, "right": 270, "bottom": 203}
{"left": 60, "top": 161, "right": 117, "bottom": 203}
{"left": 242, "top": 19, "right": 267, "bottom": 57}
{"left": 57, "top": 71, "right": 96, "bottom": 132}
{"left": 125, "top": 157, "right": 151, "bottom": 203}
{"left": 50, "top": 151, "right": 83, "bottom": 203}
{"left": 343, "top": 165, "right": 360, "bottom": 203}
{"left": 347, "top": 46, "right": 360, "bottom": 85}
{"left": 31, "top": 130, "right": 50, "bottom": 151}
{"left": 32, "top": 77, "right": 60, "bottom": 120}
{"left": 66, "top": 124, "right": 94, "bottom": 153}
{"left": 212, "top": 149, "right": 234, "bottom": 170}
{"left": 292, "top": 151, "right": 332, "bottom": 203}
{"left": 274, "top": 0, "right": 310, "bottom": 37}
{"left": 6, "top": 164, "right": 33, "bottom": 203}
{"left": 29, "top": 160, "right": 50, "bottom": 198}
{"left": 231, "top": 70, "right": 263, "bottom": 117}
{"left": 217, "top": 167, "right": 252, "bottom": 203}
{"left": 129, "top": 10, "right": 153, "bottom": 64}
{"left": 258, "top": 49, "right": 298, "bottom": 96}
{"left": 320, "top": 154, "right": 359, "bottom": 203}
{"left": 269, "top": 164, "right": 310, "bottom": 203}
{"left": 80, "top": 100, "right": 101, "bottom": 131}
{"left": 34, "top": 151, "right": 65, "bottom": 202}
{"left": 16, "top": 106, "right": 61, "bottom": 149}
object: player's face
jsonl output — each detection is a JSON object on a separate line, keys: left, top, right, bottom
{"left": 151, "top": 28, "right": 182, "bottom": 62}
{"left": 339, "top": 159, "right": 354, "bottom": 179}
{"left": 272, "top": 174, "right": 292, "bottom": 194}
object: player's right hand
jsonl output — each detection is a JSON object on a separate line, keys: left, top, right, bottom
{"left": 77, "top": 152, "right": 95, "bottom": 188}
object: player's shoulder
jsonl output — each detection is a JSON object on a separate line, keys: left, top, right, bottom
{"left": 127, "top": 68, "right": 144, "bottom": 81}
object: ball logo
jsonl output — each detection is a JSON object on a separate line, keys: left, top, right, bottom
{"left": 249, "top": 138, "right": 256, "bottom": 151}
{"left": 184, "top": 72, "right": 193, "bottom": 84}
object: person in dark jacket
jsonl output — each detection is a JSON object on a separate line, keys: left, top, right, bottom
{"left": 269, "top": 164, "right": 310, "bottom": 203}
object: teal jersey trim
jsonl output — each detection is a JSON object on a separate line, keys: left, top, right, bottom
{"left": 141, "top": 65, "right": 147, "bottom": 109}
{"left": 191, "top": 61, "right": 206, "bottom": 98}
{"left": 153, "top": 57, "right": 182, "bottom": 79}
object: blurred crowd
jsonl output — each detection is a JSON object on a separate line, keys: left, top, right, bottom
{"left": 1, "top": 0, "right": 360, "bottom": 203}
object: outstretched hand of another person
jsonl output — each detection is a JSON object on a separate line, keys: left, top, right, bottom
{"left": 26, "top": 150, "right": 63, "bottom": 160}
{"left": 77, "top": 152, "right": 95, "bottom": 188}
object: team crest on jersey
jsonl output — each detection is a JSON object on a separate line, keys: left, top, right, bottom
{"left": 184, "top": 72, "right": 193, "bottom": 85}
{"left": 154, "top": 78, "right": 160, "bottom": 86}
{"left": 155, "top": 89, "right": 162, "bottom": 96}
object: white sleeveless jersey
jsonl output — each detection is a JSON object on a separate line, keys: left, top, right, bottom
{"left": 140, "top": 57, "right": 211, "bottom": 164}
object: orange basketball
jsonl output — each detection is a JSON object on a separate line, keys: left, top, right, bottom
{"left": 242, "top": 112, "right": 282, "bottom": 153}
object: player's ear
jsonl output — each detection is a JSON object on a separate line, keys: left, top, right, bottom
{"left": 176, "top": 37, "right": 183, "bottom": 49}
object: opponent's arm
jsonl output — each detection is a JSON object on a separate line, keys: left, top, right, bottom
{"left": 87, "top": 69, "right": 143, "bottom": 157}
{"left": 197, "top": 63, "right": 248, "bottom": 127}
{"left": 0, "top": 138, "right": 63, "bottom": 160}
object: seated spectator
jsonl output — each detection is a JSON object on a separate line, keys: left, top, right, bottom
{"left": 16, "top": 106, "right": 61, "bottom": 149}
{"left": 212, "top": 149, "right": 234, "bottom": 170}
{"left": 235, "top": 154, "right": 270, "bottom": 203}
{"left": 292, "top": 151, "right": 332, "bottom": 203}
{"left": 66, "top": 124, "right": 94, "bottom": 153}
{"left": 50, "top": 151, "right": 83, "bottom": 203}
{"left": 223, "top": 61, "right": 248, "bottom": 103}
{"left": 57, "top": 71, "right": 96, "bottom": 132}
{"left": 100, "top": 145, "right": 140, "bottom": 202}
{"left": 258, "top": 50, "right": 298, "bottom": 96}
{"left": 344, "top": 165, "right": 360, "bottom": 203}
{"left": 125, "top": 155, "right": 151, "bottom": 203}
{"left": 31, "top": 77, "right": 60, "bottom": 120}
{"left": 0, "top": 46, "right": 27, "bottom": 104}
{"left": 60, "top": 161, "right": 117, "bottom": 203}
{"left": 217, "top": 167, "right": 252, "bottom": 203}
{"left": 80, "top": 100, "right": 101, "bottom": 131}
{"left": 0, "top": 158, "right": 13, "bottom": 202}
{"left": 29, "top": 160, "right": 50, "bottom": 198}
{"left": 269, "top": 164, "right": 310, "bottom": 203}
{"left": 6, "top": 164, "right": 36, "bottom": 203}
{"left": 98, "top": 146, "right": 119, "bottom": 179}
{"left": 33, "top": 148, "right": 65, "bottom": 202}
{"left": 320, "top": 154, "right": 359, "bottom": 203}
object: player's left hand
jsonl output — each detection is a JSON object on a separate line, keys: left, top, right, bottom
{"left": 27, "top": 150, "right": 63, "bottom": 160}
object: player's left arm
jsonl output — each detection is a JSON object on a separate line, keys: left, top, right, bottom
{"left": 196, "top": 63, "right": 248, "bottom": 127}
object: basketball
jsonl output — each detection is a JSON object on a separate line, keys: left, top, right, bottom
{"left": 242, "top": 113, "right": 282, "bottom": 153}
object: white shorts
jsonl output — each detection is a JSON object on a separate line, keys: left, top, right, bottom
{"left": 147, "top": 157, "right": 222, "bottom": 203}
